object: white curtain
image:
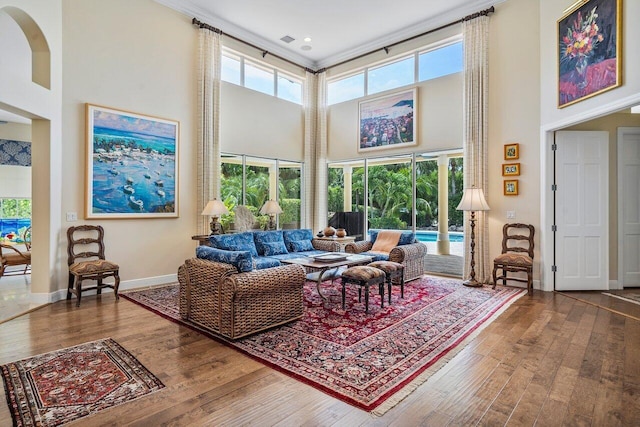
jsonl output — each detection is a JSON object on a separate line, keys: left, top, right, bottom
{"left": 197, "top": 29, "right": 221, "bottom": 233}
{"left": 462, "top": 15, "right": 490, "bottom": 282}
{"left": 303, "top": 70, "right": 328, "bottom": 233}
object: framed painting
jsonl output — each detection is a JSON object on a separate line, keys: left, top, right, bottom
{"left": 502, "top": 163, "right": 521, "bottom": 176}
{"left": 85, "top": 104, "right": 179, "bottom": 219}
{"left": 504, "top": 180, "right": 519, "bottom": 196}
{"left": 558, "top": 0, "right": 622, "bottom": 108}
{"left": 504, "top": 143, "right": 519, "bottom": 160}
{"left": 358, "top": 88, "right": 417, "bottom": 152}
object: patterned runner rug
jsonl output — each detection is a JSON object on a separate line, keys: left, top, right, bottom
{"left": 602, "top": 292, "right": 640, "bottom": 306}
{"left": 1, "top": 338, "right": 165, "bottom": 426}
{"left": 123, "top": 276, "right": 524, "bottom": 414}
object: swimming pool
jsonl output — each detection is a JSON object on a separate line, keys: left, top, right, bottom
{"left": 415, "top": 230, "right": 464, "bottom": 243}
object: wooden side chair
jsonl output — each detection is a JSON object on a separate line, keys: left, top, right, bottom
{"left": 492, "top": 223, "right": 535, "bottom": 295}
{"left": 0, "top": 243, "right": 31, "bottom": 278}
{"left": 67, "top": 225, "right": 120, "bottom": 307}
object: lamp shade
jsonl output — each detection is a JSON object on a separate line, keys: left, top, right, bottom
{"left": 260, "top": 200, "right": 283, "bottom": 215}
{"left": 456, "top": 187, "right": 490, "bottom": 212}
{"left": 201, "top": 199, "right": 229, "bottom": 216}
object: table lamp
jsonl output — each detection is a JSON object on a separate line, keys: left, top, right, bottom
{"left": 202, "top": 199, "right": 229, "bottom": 235}
{"left": 260, "top": 200, "right": 283, "bottom": 230}
{"left": 456, "top": 187, "right": 490, "bottom": 287}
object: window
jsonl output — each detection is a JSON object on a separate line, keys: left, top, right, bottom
{"left": 327, "top": 73, "right": 365, "bottom": 105}
{"left": 368, "top": 56, "right": 414, "bottom": 95}
{"left": 418, "top": 42, "right": 463, "bottom": 82}
{"left": 0, "top": 198, "right": 31, "bottom": 239}
{"left": 245, "top": 61, "right": 274, "bottom": 96}
{"left": 221, "top": 53, "right": 241, "bottom": 85}
{"left": 221, "top": 49, "right": 303, "bottom": 105}
{"left": 327, "top": 38, "right": 463, "bottom": 105}
{"left": 277, "top": 74, "right": 302, "bottom": 104}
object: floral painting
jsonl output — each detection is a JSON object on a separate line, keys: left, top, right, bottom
{"left": 557, "top": 0, "right": 621, "bottom": 108}
{"left": 85, "top": 104, "right": 179, "bottom": 219}
{"left": 358, "top": 89, "right": 417, "bottom": 152}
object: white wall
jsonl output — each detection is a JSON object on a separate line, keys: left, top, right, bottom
{"left": 0, "top": 123, "right": 32, "bottom": 198}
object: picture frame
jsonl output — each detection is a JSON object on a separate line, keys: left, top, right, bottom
{"left": 85, "top": 104, "right": 179, "bottom": 219}
{"left": 504, "top": 180, "right": 519, "bottom": 196}
{"left": 502, "top": 163, "right": 521, "bottom": 176}
{"left": 358, "top": 88, "right": 417, "bottom": 152}
{"left": 504, "top": 143, "right": 519, "bottom": 160}
{"left": 557, "top": 0, "right": 622, "bottom": 108}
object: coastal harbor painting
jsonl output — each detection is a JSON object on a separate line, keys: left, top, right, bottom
{"left": 85, "top": 104, "right": 179, "bottom": 218}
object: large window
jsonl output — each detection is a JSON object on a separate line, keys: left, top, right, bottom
{"left": 221, "top": 49, "right": 303, "bottom": 105}
{"left": 220, "top": 155, "right": 303, "bottom": 230}
{"left": 0, "top": 198, "right": 31, "bottom": 240}
{"left": 366, "top": 156, "right": 413, "bottom": 230}
{"left": 327, "top": 39, "right": 463, "bottom": 105}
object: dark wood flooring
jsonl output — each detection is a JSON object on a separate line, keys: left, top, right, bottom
{"left": 1, "top": 285, "right": 639, "bottom": 426}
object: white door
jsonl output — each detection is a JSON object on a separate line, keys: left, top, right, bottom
{"left": 555, "top": 131, "right": 609, "bottom": 291}
{"left": 618, "top": 127, "right": 640, "bottom": 287}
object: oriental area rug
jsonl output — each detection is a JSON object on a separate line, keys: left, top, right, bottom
{"left": 1, "top": 338, "right": 165, "bottom": 427}
{"left": 122, "top": 276, "right": 524, "bottom": 414}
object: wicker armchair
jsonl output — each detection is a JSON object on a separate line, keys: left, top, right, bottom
{"left": 178, "top": 258, "right": 306, "bottom": 340}
{"left": 345, "top": 240, "right": 427, "bottom": 282}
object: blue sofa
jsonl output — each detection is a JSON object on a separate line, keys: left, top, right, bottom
{"left": 198, "top": 229, "right": 340, "bottom": 271}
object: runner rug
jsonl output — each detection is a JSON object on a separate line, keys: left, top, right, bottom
{"left": 602, "top": 292, "right": 640, "bottom": 306}
{"left": 122, "top": 276, "right": 524, "bottom": 415}
{"left": 1, "top": 338, "right": 165, "bottom": 426}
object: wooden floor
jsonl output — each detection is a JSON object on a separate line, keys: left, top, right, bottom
{"left": 1, "top": 286, "right": 640, "bottom": 426}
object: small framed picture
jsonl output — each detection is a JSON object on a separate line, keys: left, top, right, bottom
{"left": 504, "top": 143, "right": 520, "bottom": 160}
{"left": 504, "top": 180, "right": 519, "bottom": 196}
{"left": 502, "top": 163, "right": 521, "bottom": 176}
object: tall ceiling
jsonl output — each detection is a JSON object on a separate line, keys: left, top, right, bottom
{"left": 156, "top": 0, "right": 500, "bottom": 70}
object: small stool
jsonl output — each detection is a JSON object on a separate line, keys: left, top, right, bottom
{"left": 369, "top": 260, "right": 405, "bottom": 304}
{"left": 340, "top": 266, "right": 386, "bottom": 313}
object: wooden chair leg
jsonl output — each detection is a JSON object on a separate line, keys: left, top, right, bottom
{"left": 67, "top": 274, "right": 74, "bottom": 300}
{"left": 114, "top": 272, "right": 120, "bottom": 300}
{"left": 492, "top": 264, "right": 498, "bottom": 289}
{"left": 75, "top": 278, "right": 83, "bottom": 307}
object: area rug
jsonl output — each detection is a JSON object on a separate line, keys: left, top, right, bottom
{"left": 122, "top": 276, "right": 524, "bottom": 414}
{"left": 1, "top": 338, "right": 165, "bottom": 426}
{"left": 602, "top": 292, "right": 640, "bottom": 306}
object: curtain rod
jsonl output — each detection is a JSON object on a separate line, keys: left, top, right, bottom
{"left": 192, "top": 5, "right": 494, "bottom": 75}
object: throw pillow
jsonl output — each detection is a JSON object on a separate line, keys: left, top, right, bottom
{"left": 196, "top": 246, "right": 253, "bottom": 272}
{"left": 253, "top": 230, "right": 286, "bottom": 256}
{"left": 262, "top": 241, "right": 289, "bottom": 256}
{"left": 288, "top": 239, "right": 314, "bottom": 252}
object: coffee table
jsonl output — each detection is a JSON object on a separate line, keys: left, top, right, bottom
{"left": 281, "top": 254, "right": 373, "bottom": 302}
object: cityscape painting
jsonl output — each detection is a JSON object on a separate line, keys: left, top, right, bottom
{"left": 85, "top": 104, "right": 179, "bottom": 219}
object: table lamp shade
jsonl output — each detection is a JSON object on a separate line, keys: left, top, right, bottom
{"left": 260, "top": 200, "right": 283, "bottom": 215}
{"left": 456, "top": 187, "right": 490, "bottom": 212}
{"left": 202, "top": 199, "right": 228, "bottom": 216}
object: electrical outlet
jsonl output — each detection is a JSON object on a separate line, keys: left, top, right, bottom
{"left": 506, "top": 210, "right": 516, "bottom": 219}
{"left": 66, "top": 212, "right": 78, "bottom": 222}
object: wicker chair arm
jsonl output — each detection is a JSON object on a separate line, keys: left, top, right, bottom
{"left": 228, "top": 264, "right": 306, "bottom": 297}
{"left": 180, "top": 258, "right": 237, "bottom": 287}
{"left": 311, "top": 238, "right": 340, "bottom": 252}
{"left": 389, "top": 242, "right": 427, "bottom": 264}
{"left": 345, "top": 240, "right": 373, "bottom": 254}
{"left": 0, "top": 243, "right": 30, "bottom": 259}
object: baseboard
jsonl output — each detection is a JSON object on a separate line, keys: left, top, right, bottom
{"left": 31, "top": 273, "right": 178, "bottom": 304}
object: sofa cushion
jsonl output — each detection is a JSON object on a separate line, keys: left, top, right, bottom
{"left": 359, "top": 251, "right": 390, "bottom": 262}
{"left": 288, "top": 239, "right": 314, "bottom": 252}
{"left": 253, "top": 230, "right": 287, "bottom": 256}
{"left": 196, "top": 246, "right": 253, "bottom": 272}
{"left": 262, "top": 241, "right": 289, "bottom": 256}
{"left": 370, "top": 230, "right": 416, "bottom": 246}
{"left": 209, "top": 232, "right": 259, "bottom": 257}
{"left": 254, "top": 256, "right": 282, "bottom": 269}
{"left": 283, "top": 229, "right": 313, "bottom": 251}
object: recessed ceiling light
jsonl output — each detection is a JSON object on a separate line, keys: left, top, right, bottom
{"left": 303, "top": 37, "right": 312, "bottom": 43}
{"left": 301, "top": 45, "right": 312, "bottom": 51}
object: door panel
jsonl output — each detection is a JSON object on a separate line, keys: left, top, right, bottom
{"left": 619, "top": 128, "right": 640, "bottom": 286}
{"left": 555, "top": 131, "right": 609, "bottom": 291}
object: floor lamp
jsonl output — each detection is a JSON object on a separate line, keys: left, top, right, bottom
{"left": 456, "top": 187, "right": 490, "bottom": 287}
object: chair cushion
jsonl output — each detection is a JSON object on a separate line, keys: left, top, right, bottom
{"left": 342, "top": 265, "right": 386, "bottom": 281}
{"left": 359, "top": 251, "right": 389, "bottom": 262}
{"left": 369, "top": 260, "right": 403, "bottom": 272}
{"left": 196, "top": 246, "right": 253, "bottom": 272}
{"left": 69, "top": 259, "right": 119, "bottom": 275}
{"left": 253, "top": 257, "right": 281, "bottom": 270}
{"left": 370, "top": 231, "right": 401, "bottom": 253}
{"left": 253, "top": 230, "right": 286, "bottom": 256}
{"left": 494, "top": 253, "right": 532, "bottom": 267}
{"left": 209, "top": 232, "right": 259, "bottom": 258}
